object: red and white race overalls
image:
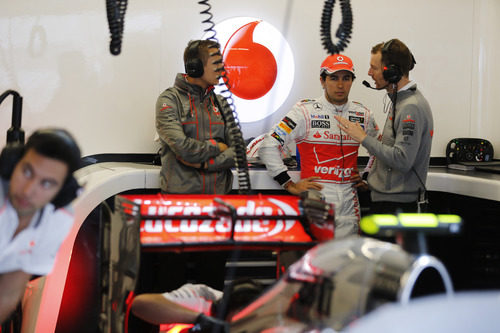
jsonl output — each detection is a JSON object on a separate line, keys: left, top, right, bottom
{"left": 260, "top": 95, "right": 378, "bottom": 238}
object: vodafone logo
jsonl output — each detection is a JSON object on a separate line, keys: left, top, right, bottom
{"left": 204, "top": 17, "right": 295, "bottom": 123}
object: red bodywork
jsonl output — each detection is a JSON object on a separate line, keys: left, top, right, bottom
{"left": 13, "top": 193, "right": 333, "bottom": 333}
{"left": 122, "top": 193, "right": 334, "bottom": 250}
{"left": 120, "top": 193, "right": 335, "bottom": 332}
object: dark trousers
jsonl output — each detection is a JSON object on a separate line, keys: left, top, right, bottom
{"left": 369, "top": 200, "right": 418, "bottom": 215}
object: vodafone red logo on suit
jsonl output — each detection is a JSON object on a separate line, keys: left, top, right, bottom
{"left": 204, "top": 17, "right": 295, "bottom": 123}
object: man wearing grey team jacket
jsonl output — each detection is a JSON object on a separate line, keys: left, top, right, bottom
{"left": 335, "top": 38, "right": 433, "bottom": 214}
{"left": 156, "top": 40, "right": 235, "bottom": 194}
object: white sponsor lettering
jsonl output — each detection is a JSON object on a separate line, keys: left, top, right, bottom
{"left": 180, "top": 206, "right": 201, "bottom": 232}
{"left": 180, "top": 220, "right": 198, "bottom": 232}
{"left": 168, "top": 206, "right": 183, "bottom": 215}
{"left": 141, "top": 199, "right": 300, "bottom": 234}
{"left": 143, "top": 220, "right": 163, "bottom": 233}
{"left": 215, "top": 221, "right": 231, "bottom": 233}
{"left": 314, "top": 165, "right": 353, "bottom": 178}
{"left": 199, "top": 220, "right": 215, "bottom": 232}
{"left": 322, "top": 131, "right": 350, "bottom": 141}
{"left": 266, "top": 198, "right": 299, "bottom": 236}
{"left": 165, "top": 220, "right": 179, "bottom": 232}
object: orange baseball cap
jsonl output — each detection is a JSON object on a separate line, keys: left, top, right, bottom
{"left": 320, "top": 54, "right": 355, "bottom": 75}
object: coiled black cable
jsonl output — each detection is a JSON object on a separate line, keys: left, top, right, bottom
{"left": 198, "top": 0, "right": 217, "bottom": 41}
{"left": 198, "top": 0, "right": 252, "bottom": 194}
{"left": 320, "top": 0, "right": 353, "bottom": 54}
{"left": 106, "top": 0, "right": 128, "bottom": 55}
{"left": 0, "top": 90, "right": 24, "bottom": 144}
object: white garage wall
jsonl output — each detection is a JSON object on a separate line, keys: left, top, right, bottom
{"left": 0, "top": 0, "right": 499, "bottom": 158}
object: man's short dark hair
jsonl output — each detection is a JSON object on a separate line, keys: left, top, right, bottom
{"left": 25, "top": 128, "right": 82, "bottom": 177}
{"left": 184, "top": 39, "right": 221, "bottom": 67}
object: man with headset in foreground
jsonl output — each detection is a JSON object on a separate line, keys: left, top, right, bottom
{"left": 260, "top": 54, "right": 379, "bottom": 238}
{"left": 0, "top": 128, "right": 81, "bottom": 324}
{"left": 335, "top": 39, "right": 433, "bottom": 214}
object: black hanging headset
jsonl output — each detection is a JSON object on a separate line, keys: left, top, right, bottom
{"left": 185, "top": 40, "right": 204, "bottom": 78}
{"left": 0, "top": 128, "right": 82, "bottom": 208}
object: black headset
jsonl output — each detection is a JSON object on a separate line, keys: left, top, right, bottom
{"left": 381, "top": 39, "right": 417, "bottom": 84}
{"left": 185, "top": 40, "right": 204, "bottom": 78}
{"left": 381, "top": 39, "right": 403, "bottom": 84}
{"left": 0, "top": 128, "right": 82, "bottom": 208}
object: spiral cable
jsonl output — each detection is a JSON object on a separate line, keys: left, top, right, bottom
{"left": 198, "top": 0, "right": 252, "bottom": 194}
{"left": 106, "top": 0, "right": 128, "bottom": 55}
{"left": 198, "top": 0, "right": 217, "bottom": 41}
{"left": 320, "top": 0, "right": 353, "bottom": 54}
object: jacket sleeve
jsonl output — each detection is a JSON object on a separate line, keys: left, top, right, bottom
{"left": 196, "top": 94, "right": 236, "bottom": 171}
{"left": 162, "top": 284, "right": 223, "bottom": 315}
{"left": 361, "top": 109, "right": 380, "bottom": 175}
{"left": 206, "top": 147, "right": 235, "bottom": 171}
{"left": 365, "top": 109, "right": 380, "bottom": 139}
{"left": 156, "top": 92, "right": 220, "bottom": 163}
{"left": 259, "top": 104, "right": 306, "bottom": 184}
{"left": 362, "top": 103, "right": 423, "bottom": 173}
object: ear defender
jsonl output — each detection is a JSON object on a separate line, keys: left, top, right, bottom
{"left": 0, "top": 142, "right": 24, "bottom": 180}
{"left": 185, "top": 40, "right": 204, "bottom": 78}
{"left": 382, "top": 64, "right": 403, "bottom": 84}
{"left": 381, "top": 39, "right": 403, "bottom": 84}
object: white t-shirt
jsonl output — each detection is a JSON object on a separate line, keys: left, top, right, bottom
{"left": 162, "top": 283, "right": 223, "bottom": 315}
{"left": 0, "top": 179, "right": 75, "bottom": 275}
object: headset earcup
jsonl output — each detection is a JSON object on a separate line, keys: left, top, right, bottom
{"left": 52, "top": 176, "right": 80, "bottom": 208}
{"left": 381, "top": 39, "right": 402, "bottom": 84}
{"left": 383, "top": 64, "right": 402, "bottom": 84}
{"left": 185, "top": 58, "right": 204, "bottom": 78}
{"left": 185, "top": 40, "right": 204, "bottom": 78}
{"left": 0, "top": 143, "right": 24, "bottom": 179}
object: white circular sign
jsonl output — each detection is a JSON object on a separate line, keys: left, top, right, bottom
{"left": 203, "top": 17, "right": 295, "bottom": 123}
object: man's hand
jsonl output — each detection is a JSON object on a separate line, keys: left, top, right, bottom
{"left": 334, "top": 115, "right": 367, "bottom": 143}
{"left": 189, "top": 313, "right": 229, "bottom": 333}
{"left": 350, "top": 169, "right": 369, "bottom": 192}
{"left": 217, "top": 142, "right": 228, "bottom": 152}
{"left": 176, "top": 156, "right": 205, "bottom": 169}
{"left": 284, "top": 176, "right": 324, "bottom": 195}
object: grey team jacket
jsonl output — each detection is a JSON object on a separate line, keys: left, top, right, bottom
{"left": 156, "top": 73, "right": 235, "bottom": 194}
{"left": 362, "top": 83, "right": 433, "bottom": 203}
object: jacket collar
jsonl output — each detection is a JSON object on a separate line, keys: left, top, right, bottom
{"left": 174, "top": 73, "right": 215, "bottom": 98}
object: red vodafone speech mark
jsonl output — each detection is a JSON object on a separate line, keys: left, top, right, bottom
{"left": 222, "top": 21, "right": 277, "bottom": 100}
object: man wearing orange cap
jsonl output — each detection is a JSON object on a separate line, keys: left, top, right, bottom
{"left": 260, "top": 54, "right": 379, "bottom": 238}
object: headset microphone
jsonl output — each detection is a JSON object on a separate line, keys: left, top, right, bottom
{"left": 362, "top": 80, "right": 387, "bottom": 90}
